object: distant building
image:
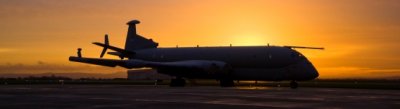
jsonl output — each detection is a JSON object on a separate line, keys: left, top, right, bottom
{"left": 127, "top": 69, "right": 171, "bottom": 80}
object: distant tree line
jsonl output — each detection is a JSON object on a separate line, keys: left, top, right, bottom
{"left": 0, "top": 75, "right": 398, "bottom": 82}
{"left": 0, "top": 74, "right": 127, "bottom": 81}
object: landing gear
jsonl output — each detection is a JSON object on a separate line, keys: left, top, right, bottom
{"left": 220, "top": 79, "right": 235, "bottom": 87}
{"left": 170, "top": 78, "right": 186, "bottom": 87}
{"left": 290, "top": 80, "right": 298, "bottom": 89}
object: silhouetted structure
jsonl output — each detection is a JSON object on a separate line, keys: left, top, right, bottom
{"left": 69, "top": 19, "right": 324, "bottom": 88}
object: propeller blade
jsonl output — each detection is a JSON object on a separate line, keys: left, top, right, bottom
{"left": 104, "top": 34, "right": 109, "bottom": 45}
{"left": 100, "top": 34, "right": 109, "bottom": 58}
{"left": 100, "top": 47, "right": 107, "bottom": 58}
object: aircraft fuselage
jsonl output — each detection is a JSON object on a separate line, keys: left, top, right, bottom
{"left": 133, "top": 46, "right": 319, "bottom": 81}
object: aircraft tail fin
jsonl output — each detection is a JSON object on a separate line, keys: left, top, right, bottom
{"left": 124, "top": 20, "right": 158, "bottom": 51}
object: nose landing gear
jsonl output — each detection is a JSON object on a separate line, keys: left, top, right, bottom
{"left": 290, "top": 80, "right": 298, "bottom": 89}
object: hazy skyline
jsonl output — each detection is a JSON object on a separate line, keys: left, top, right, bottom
{"left": 0, "top": 0, "right": 399, "bottom": 78}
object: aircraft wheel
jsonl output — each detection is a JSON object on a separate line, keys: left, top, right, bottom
{"left": 170, "top": 78, "right": 186, "bottom": 87}
{"left": 290, "top": 80, "right": 298, "bottom": 89}
{"left": 220, "top": 79, "right": 235, "bottom": 87}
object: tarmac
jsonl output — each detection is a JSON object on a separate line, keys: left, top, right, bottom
{"left": 0, "top": 85, "right": 399, "bottom": 109}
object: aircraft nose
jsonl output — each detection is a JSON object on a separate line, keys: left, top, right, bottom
{"left": 306, "top": 61, "right": 319, "bottom": 79}
{"left": 301, "top": 59, "right": 319, "bottom": 80}
{"left": 310, "top": 66, "right": 319, "bottom": 79}
{"left": 294, "top": 59, "right": 319, "bottom": 80}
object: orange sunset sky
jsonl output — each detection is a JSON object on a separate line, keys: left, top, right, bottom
{"left": 0, "top": 0, "right": 399, "bottom": 79}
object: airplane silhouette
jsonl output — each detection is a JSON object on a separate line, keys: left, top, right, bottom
{"left": 69, "top": 20, "right": 323, "bottom": 88}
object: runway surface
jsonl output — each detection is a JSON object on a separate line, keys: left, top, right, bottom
{"left": 0, "top": 85, "right": 399, "bottom": 109}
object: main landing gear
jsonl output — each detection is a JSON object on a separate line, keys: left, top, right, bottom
{"left": 290, "top": 80, "right": 298, "bottom": 89}
{"left": 170, "top": 77, "right": 186, "bottom": 87}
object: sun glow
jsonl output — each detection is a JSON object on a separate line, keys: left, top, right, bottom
{"left": 231, "top": 36, "right": 270, "bottom": 46}
{"left": 0, "top": 0, "right": 399, "bottom": 79}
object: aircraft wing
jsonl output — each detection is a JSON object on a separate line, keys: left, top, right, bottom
{"left": 69, "top": 56, "right": 124, "bottom": 67}
{"left": 69, "top": 56, "right": 228, "bottom": 71}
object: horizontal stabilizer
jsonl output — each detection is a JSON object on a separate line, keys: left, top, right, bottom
{"left": 107, "top": 52, "right": 121, "bottom": 56}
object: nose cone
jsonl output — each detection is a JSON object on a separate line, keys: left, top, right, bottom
{"left": 308, "top": 64, "right": 319, "bottom": 79}
{"left": 297, "top": 59, "right": 319, "bottom": 80}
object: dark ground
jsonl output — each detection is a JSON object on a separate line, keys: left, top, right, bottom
{"left": 1, "top": 79, "right": 400, "bottom": 90}
{"left": 0, "top": 85, "right": 399, "bottom": 109}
